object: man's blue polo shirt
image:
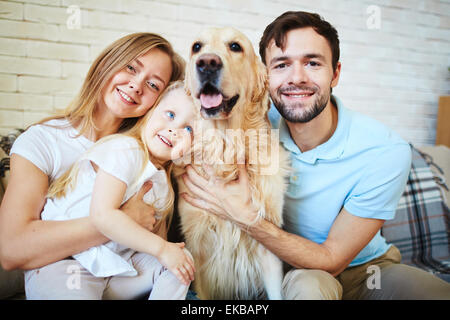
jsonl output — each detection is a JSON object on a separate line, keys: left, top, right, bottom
{"left": 269, "top": 96, "right": 412, "bottom": 266}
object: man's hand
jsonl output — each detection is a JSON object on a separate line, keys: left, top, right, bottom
{"left": 121, "top": 181, "right": 156, "bottom": 231}
{"left": 181, "top": 164, "right": 260, "bottom": 227}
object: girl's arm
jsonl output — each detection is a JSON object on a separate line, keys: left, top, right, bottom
{"left": 0, "top": 155, "right": 109, "bottom": 270}
{"left": 90, "top": 168, "right": 166, "bottom": 256}
{"left": 90, "top": 168, "right": 195, "bottom": 284}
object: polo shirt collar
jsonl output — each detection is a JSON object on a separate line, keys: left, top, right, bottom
{"left": 278, "top": 95, "right": 351, "bottom": 164}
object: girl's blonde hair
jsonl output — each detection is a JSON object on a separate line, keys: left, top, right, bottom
{"left": 48, "top": 81, "right": 189, "bottom": 232}
{"left": 37, "top": 32, "right": 185, "bottom": 134}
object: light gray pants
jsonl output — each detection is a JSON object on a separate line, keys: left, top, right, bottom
{"left": 25, "top": 251, "right": 191, "bottom": 300}
{"left": 282, "top": 246, "right": 450, "bottom": 300}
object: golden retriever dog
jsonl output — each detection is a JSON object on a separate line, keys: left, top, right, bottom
{"left": 174, "top": 27, "right": 289, "bottom": 300}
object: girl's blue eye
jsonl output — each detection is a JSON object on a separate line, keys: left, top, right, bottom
{"left": 126, "top": 64, "right": 136, "bottom": 72}
{"left": 184, "top": 126, "right": 193, "bottom": 134}
{"left": 148, "top": 81, "right": 160, "bottom": 91}
{"left": 166, "top": 111, "right": 175, "bottom": 119}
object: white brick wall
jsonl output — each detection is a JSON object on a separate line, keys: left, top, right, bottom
{"left": 0, "top": 0, "right": 449, "bottom": 145}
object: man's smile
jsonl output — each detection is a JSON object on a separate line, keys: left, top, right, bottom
{"left": 281, "top": 89, "right": 315, "bottom": 101}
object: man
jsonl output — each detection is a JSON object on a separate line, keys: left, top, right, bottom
{"left": 181, "top": 11, "right": 450, "bottom": 299}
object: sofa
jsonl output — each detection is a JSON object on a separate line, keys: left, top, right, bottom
{"left": 0, "top": 131, "right": 449, "bottom": 299}
{"left": 381, "top": 144, "right": 450, "bottom": 283}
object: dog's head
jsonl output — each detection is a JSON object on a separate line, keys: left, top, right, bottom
{"left": 186, "top": 27, "right": 267, "bottom": 120}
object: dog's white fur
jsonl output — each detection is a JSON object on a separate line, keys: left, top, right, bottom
{"left": 174, "top": 27, "right": 289, "bottom": 300}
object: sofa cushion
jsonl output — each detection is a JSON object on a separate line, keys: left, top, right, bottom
{"left": 0, "top": 267, "right": 24, "bottom": 299}
{"left": 382, "top": 144, "right": 450, "bottom": 282}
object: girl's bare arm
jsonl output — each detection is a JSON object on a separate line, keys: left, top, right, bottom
{"left": 89, "top": 168, "right": 165, "bottom": 257}
{"left": 90, "top": 168, "right": 195, "bottom": 284}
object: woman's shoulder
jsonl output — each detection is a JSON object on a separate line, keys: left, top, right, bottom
{"left": 30, "top": 118, "right": 93, "bottom": 146}
{"left": 24, "top": 118, "right": 72, "bottom": 138}
{"left": 41, "top": 118, "right": 71, "bottom": 126}
{"left": 11, "top": 117, "right": 94, "bottom": 178}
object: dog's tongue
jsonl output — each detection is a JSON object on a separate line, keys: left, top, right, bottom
{"left": 200, "top": 93, "right": 223, "bottom": 109}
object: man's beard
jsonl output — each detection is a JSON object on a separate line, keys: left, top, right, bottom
{"left": 271, "top": 85, "right": 330, "bottom": 123}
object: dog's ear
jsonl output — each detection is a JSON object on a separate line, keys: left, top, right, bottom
{"left": 251, "top": 58, "right": 268, "bottom": 104}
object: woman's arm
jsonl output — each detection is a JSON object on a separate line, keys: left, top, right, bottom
{"left": 0, "top": 155, "right": 156, "bottom": 271}
{"left": 0, "top": 155, "right": 109, "bottom": 270}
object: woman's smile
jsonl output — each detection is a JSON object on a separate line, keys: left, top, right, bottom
{"left": 116, "top": 88, "right": 137, "bottom": 105}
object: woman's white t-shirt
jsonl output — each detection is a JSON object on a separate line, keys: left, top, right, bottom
{"left": 10, "top": 119, "right": 94, "bottom": 181}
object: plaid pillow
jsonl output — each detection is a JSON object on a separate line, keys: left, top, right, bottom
{"left": 382, "top": 144, "right": 450, "bottom": 282}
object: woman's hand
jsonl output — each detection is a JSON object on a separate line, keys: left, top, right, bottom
{"left": 180, "top": 164, "right": 259, "bottom": 227}
{"left": 157, "top": 242, "right": 195, "bottom": 285}
{"left": 120, "top": 181, "right": 156, "bottom": 232}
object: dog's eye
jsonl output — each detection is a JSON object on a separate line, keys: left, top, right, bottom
{"left": 192, "top": 42, "right": 202, "bottom": 53}
{"left": 229, "top": 42, "right": 243, "bottom": 53}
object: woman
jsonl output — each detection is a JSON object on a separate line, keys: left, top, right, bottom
{"left": 0, "top": 32, "right": 185, "bottom": 282}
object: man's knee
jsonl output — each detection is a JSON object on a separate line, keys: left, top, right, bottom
{"left": 377, "top": 264, "right": 450, "bottom": 300}
{"left": 282, "top": 269, "right": 343, "bottom": 300}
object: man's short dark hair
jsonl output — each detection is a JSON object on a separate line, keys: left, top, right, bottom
{"left": 259, "top": 11, "right": 340, "bottom": 71}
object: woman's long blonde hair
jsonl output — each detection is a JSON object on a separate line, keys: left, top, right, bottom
{"left": 47, "top": 81, "right": 188, "bottom": 232}
{"left": 37, "top": 32, "right": 185, "bottom": 134}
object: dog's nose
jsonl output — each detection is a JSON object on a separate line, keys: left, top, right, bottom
{"left": 196, "top": 53, "right": 223, "bottom": 74}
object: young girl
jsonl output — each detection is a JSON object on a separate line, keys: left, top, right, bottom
{"left": 0, "top": 33, "right": 185, "bottom": 298}
{"left": 27, "top": 81, "right": 198, "bottom": 300}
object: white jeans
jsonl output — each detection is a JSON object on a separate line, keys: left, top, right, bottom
{"left": 25, "top": 250, "right": 192, "bottom": 300}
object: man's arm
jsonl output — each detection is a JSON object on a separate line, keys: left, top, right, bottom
{"left": 181, "top": 164, "right": 385, "bottom": 276}
{"left": 245, "top": 208, "right": 384, "bottom": 276}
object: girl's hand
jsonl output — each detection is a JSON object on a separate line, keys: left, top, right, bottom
{"left": 120, "top": 181, "right": 156, "bottom": 231}
{"left": 158, "top": 242, "right": 195, "bottom": 285}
